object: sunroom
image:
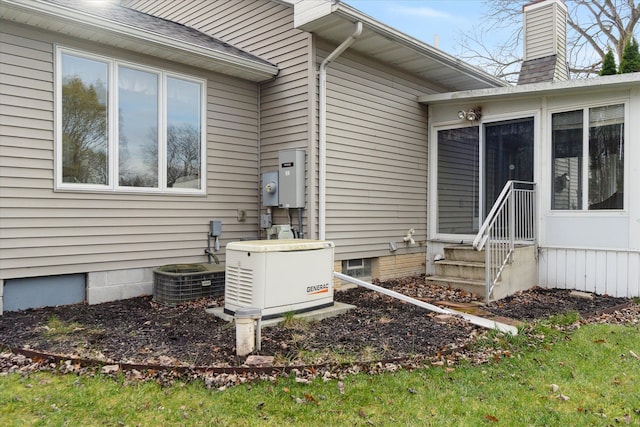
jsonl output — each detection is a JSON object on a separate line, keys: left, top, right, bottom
{"left": 420, "top": 74, "right": 640, "bottom": 300}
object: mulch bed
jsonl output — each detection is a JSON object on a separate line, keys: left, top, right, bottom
{"left": 1, "top": 276, "right": 635, "bottom": 370}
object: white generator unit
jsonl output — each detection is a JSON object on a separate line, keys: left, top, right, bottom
{"left": 224, "top": 239, "right": 334, "bottom": 319}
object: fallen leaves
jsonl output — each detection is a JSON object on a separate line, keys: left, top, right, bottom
{"left": 101, "top": 364, "right": 120, "bottom": 374}
{"left": 614, "top": 414, "right": 632, "bottom": 424}
{"left": 549, "top": 384, "right": 569, "bottom": 401}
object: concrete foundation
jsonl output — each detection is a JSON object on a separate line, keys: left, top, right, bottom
{"left": 87, "top": 267, "right": 153, "bottom": 304}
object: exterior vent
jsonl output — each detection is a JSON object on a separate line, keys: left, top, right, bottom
{"left": 225, "top": 264, "right": 254, "bottom": 306}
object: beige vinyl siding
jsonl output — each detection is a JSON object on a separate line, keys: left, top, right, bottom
{"left": 321, "top": 45, "right": 433, "bottom": 259}
{"left": 124, "top": 0, "right": 313, "bottom": 232}
{"left": 524, "top": 4, "right": 557, "bottom": 60}
{"left": 0, "top": 22, "right": 260, "bottom": 280}
{"left": 553, "top": 5, "right": 568, "bottom": 81}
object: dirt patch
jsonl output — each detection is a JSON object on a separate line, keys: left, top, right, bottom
{"left": 0, "top": 276, "right": 635, "bottom": 368}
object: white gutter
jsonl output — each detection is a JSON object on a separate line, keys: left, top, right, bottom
{"left": 334, "top": 272, "right": 518, "bottom": 335}
{"left": 318, "top": 21, "right": 362, "bottom": 240}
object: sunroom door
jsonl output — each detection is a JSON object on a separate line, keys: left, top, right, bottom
{"left": 436, "top": 117, "right": 534, "bottom": 238}
{"left": 483, "top": 118, "right": 534, "bottom": 218}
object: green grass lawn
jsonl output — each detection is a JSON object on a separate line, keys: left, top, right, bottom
{"left": 1, "top": 320, "right": 638, "bottom": 426}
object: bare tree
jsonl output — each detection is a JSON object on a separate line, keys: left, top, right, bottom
{"left": 145, "top": 124, "right": 201, "bottom": 188}
{"left": 166, "top": 124, "right": 201, "bottom": 188}
{"left": 457, "top": 0, "right": 640, "bottom": 83}
{"left": 61, "top": 77, "right": 108, "bottom": 184}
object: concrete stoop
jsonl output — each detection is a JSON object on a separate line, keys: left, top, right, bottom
{"left": 426, "top": 244, "right": 537, "bottom": 302}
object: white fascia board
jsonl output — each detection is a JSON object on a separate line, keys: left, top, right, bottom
{"left": 2, "top": 0, "right": 279, "bottom": 81}
{"left": 418, "top": 73, "right": 640, "bottom": 104}
{"left": 293, "top": 0, "right": 336, "bottom": 28}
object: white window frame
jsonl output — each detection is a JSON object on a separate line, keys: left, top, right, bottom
{"left": 55, "top": 46, "right": 206, "bottom": 195}
{"left": 548, "top": 100, "right": 628, "bottom": 213}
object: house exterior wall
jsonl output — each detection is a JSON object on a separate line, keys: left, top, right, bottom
{"left": 321, "top": 45, "right": 431, "bottom": 263}
{"left": 123, "top": 0, "right": 316, "bottom": 234}
{"left": 426, "top": 83, "right": 640, "bottom": 298}
{"left": 537, "top": 85, "right": 640, "bottom": 298}
{"left": 125, "top": 1, "right": 433, "bottom": 273}
{"left": 539, "top": 248, "right": 640, "bottom": 298}
{"left": 0, "top": 22, "right": 261, "bottom": 296}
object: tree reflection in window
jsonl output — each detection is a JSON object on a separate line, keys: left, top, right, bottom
{"left": 166, "top": 77, "right": 201, "bottom": 189}
{"left": 61, "top": 73, "right": 108, "bottom": 184}
{"left": 551, "top": 104, "right": 624, "bottom": 210}
{"left": 58, "top": 49, "right": 204, "bottom": 193}
{"left": 588, "top": 105, "right": 624, "bottom": 210}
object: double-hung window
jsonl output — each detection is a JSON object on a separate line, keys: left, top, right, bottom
{"left": 56, "top": 47, "right": 206, "bottom": 193}
{"left": 551, "top": 104, "right": 625, "bottom": 210}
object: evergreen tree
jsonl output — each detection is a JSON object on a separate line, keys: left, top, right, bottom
{"left": 619, "top": 37, "right": 640, "bottom": 74}
{"left": 599, "top": 49, "right": 617, "bottom": 76}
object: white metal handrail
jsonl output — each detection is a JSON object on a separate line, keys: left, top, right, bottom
{"left": 473, "top": 180, "right": 536, "bottom": 304}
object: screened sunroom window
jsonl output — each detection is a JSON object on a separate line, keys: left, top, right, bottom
{"left": 437, "top": 126, "right": 479, "bottom": 234}
{"left": 588, "top": 105, "right": 624, "bottom": 210}
{"left": 551, "top": 104, "right": 624, "bottom": 210}
{"left": 57, "top": 48, "right": 205, "bottom": 193}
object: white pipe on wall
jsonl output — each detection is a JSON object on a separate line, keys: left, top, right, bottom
{"left": 318, "top": 21, "right": 363, "bottom": 240}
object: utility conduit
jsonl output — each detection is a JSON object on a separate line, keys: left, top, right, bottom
{"left": 333, "top": 272, "right": 518, "bottom": 335}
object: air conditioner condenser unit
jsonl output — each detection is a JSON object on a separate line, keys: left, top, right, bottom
{"left": 224, "top": 239, "right": 334, "bottom": 319}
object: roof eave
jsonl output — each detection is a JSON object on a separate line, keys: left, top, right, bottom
{"left": 1, "top": 0, "right": 279, "bottom": 82}
{"left": 418, "top": 73, "right": 640, "bottom": 105}
{"left": 332, "top": 3, "right": 508, "bottom": 89}
{"left": 294, "top": 0, "right": 507, "bottom": 90}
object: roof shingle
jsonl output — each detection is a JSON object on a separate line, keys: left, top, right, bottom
{"left": 44, "top": 0, "right": 275, "bottom": 68}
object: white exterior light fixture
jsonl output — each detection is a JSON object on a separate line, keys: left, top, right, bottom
{"left": 457, "top": 107, "right": 482, "bottom": 121}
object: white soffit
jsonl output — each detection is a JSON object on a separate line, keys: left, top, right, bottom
{"left": 293, "top": 0, "right": 507, "bottom": 92}
{"left": 0, "top": 0, "right": 279, "bottom": 82}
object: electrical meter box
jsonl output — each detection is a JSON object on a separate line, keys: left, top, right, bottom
{"left": 261, "top": 171, "right": 278, "bottom": 207}
{"left": 224, "top": 239, "right": 334, "bottom": 319}
{"left": 278, "top": 149, "right": 305, "bottom": 208}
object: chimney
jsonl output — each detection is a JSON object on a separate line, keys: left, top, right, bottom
{"left": 517, "top": 0, "right": 569, "bottom": 84}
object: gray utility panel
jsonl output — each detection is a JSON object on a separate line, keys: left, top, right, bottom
{"left": 278, "top": 149, "right": 305, "bottom": 208}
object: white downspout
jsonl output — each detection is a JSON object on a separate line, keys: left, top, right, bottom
{"left": 318, "top": 21, "right": 363, "bottom": 240}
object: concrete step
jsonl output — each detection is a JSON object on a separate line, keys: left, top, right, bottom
{"left": 435, "top": 260, "right": 491, "bottom": 281}
{"left": 425, "top": 275, "right": 486, "bottom": 299}
{"left": 443, "top": 245, "right": 485, "bottom": 262}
